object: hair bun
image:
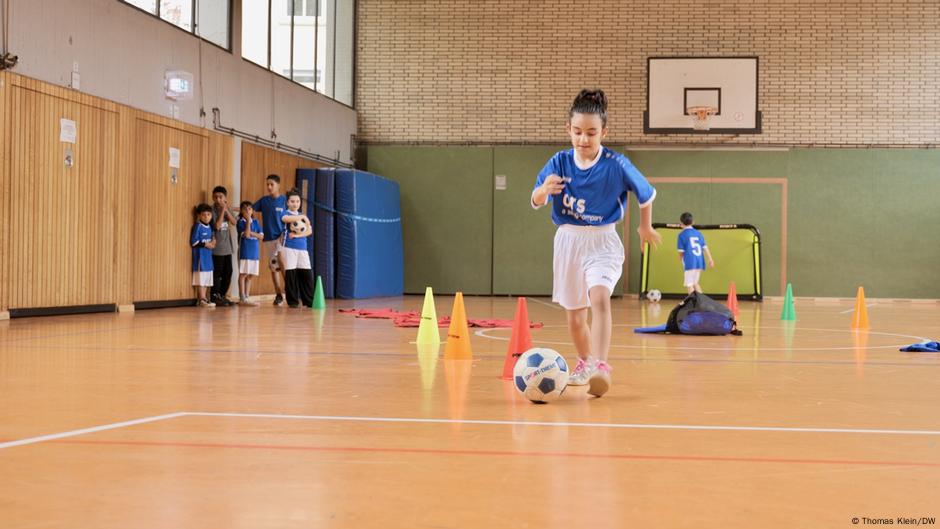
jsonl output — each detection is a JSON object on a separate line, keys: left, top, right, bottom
{"left": 569, "top": 89, "right": 609, "bottom": 125}
{"left": 577, "top": 89, "right": 608, "bottom": 111}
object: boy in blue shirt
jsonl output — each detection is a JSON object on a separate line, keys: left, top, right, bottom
{"left": 532, "top": 89, "right": 661, "bottom": 397}
{"left": 253, "top": 174, "right": 288, "bottom": 306}
{"left": 676, "top": 212, "right": 715, "bottom": 294}
{"left": 236, "top": 201, "right": 263, "bottom": 306}
{"left": 191, "top": 203, "right": 217, "bottom": 307}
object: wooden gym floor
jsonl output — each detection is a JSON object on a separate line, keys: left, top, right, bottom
{"left": 1, "top": 296, "right": 938, "bottom": 528}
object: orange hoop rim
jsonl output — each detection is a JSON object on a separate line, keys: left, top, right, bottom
{"left": 687, "top": 106, "right": 718, "bottom": 119}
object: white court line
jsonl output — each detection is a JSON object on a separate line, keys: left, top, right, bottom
{"left": 0, "top": 413, "right": 187, "bottom": 450}
{"left": 527, "top": 297, "right": 563, "bottom": 310}
{"left": 3, "top": 411, "right": 939, "bottom": 451}
{"left": 186, "top": 412, "right": 940, "bottom": 437}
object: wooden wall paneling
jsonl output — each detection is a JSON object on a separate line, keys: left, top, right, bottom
{"left": 6, "top": 76, "right": 119, "bottom": 309}
{"left": 207, "top": 132, "right": 234, "bottom": 193}
{"left": 0, "top": 72, "right": 9, "bottom": 314}
{"left": 113, "top": 107, "right": 136, "bottom": 307}
{"left": 0, "top": 73, "right": 246, "bottom": 309}
{"left": 131, "top": 117, "right": 209, "bottom": 303}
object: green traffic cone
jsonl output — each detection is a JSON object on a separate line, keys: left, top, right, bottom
{"left": 780, "top": 282, "right": 796, "bottom": 321}
{"left": 311, "top": 275, "right": 326, "bottom": 309}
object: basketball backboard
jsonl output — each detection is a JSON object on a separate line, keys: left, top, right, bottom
{"left": 645, "top": 57, "right": 761, "bottom": 134}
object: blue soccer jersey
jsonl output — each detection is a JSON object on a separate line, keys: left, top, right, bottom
{"left": 190, "top": 222, "right": 214, "bottom": 272}
{"left": 253, "top": 195, "right": 288, "bottom": 241}
{"left": 677, "top": 227, "right": 707, "bottom": 271}
{"left": 281, "top": 210, "right": 309, "bottom": 251}
{"left": 533, "top": 147, "right": 656, "bottom": 226}
{"left": 237, "top": 218, "right": 262, "bottom": 261}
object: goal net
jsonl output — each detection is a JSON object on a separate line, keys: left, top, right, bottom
{"left": 640, "top": 223, "right": 763, "bottom": 300}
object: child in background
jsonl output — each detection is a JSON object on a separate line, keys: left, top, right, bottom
{"left": 280, "top": 189, "right": 314, "bottom": 308}
{"left": 191, "top": 203, "right": 217, "bottom": 307}
{"left": 677, "top": 212, "right": 715, "bottom": 294}
{"left": 253, "top": 174, "right": 288, "bottom": 306}
{"left": 236, "top": 201, "right": 263, "bottom": 306}
{"left": 210, "top": 185, "right": 238, "bottom": 306}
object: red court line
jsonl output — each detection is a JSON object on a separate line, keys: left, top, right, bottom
{"left": 36, "top": 437, "right": 940, "bottom": 468}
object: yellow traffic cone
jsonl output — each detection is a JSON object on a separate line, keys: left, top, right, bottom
{"left": 416, "top": 287, "right": 440, "bottom": 345}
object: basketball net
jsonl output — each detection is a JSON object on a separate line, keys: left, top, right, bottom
{"left": 687, "top": 106, "right": 717, "bottom": 131}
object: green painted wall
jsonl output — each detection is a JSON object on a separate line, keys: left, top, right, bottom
{"left": 787, "top": 149, "right": 940, "bottom": 298}
{"left": 491, "top": 146, "right": 560, "bottom": 295}
{"left": 368, "top": 146, "right": 940, "bottom": 298}
{"left": 365, "top": 146, "right": 494, "bottom": 294}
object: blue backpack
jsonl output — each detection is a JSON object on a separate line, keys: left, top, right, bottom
{"left": 635, "top": 292, "right": 742, "bottom": 336}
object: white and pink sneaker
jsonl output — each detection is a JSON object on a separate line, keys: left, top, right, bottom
{"left": 588, "top": 361, "right": 612, "bottom": 397}
{"left": 568, "top": 357, "right": 597, "bottom": 386}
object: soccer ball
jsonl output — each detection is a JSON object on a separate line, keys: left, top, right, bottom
{"left": 646, "top": 289, "right": 662, "bottom": 302}
{"left": 290, "top": 220, "right": 308, "bottom": 235}
{"left": 513, "top": 348, "right": 569, "bottom": 404}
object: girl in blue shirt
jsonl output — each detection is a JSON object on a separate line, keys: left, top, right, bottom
{"left": 531, "top": 89, "right": 661, "bottom": 397}
{"left": 280, "top": 189, "right": 314, "bottom": 308}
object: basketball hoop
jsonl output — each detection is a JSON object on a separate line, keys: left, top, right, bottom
{"left": 687, "top": 106, "right": 718, "bottom": 131}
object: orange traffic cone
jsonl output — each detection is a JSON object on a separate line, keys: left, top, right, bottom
{"left": 500, "top": 297, "right": 533, "bottom": 379}
{"left": 444, "top": 358, "right": 472, "bottom": 422}
{"left": 726, "top": 281, "right": 740, "bottom": 319}
{"left": 850, "top": 286, "right": 870, "bottom": 329}
{"left": 443, "top": 292, "right": 473, "bottom": 360}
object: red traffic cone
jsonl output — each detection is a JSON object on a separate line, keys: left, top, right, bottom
{"left": 726, "top": 281, "right": 740, "bottom": 319}
{"left": 500, "top": 297, "right": 533, "bottom": 379}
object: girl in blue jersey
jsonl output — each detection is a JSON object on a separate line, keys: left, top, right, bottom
{"left": 280, "top": 189, "right": 314, "bottom": 308}
{"left": 531, "top": 89, "right": 661, "bottom": 397}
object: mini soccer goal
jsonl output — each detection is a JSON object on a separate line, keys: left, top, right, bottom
{"left": 639, "top": 223, "right": 763, "bottom": 300}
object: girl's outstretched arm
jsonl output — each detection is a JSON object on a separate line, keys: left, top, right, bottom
{"left": 637, "top": 202, "right": 661, "bottom": 249}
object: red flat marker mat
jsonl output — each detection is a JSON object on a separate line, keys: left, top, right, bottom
{"left": 338, "top": 308, "right": 543, "bottom": 329}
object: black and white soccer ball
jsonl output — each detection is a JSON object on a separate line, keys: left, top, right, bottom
{"left": 646, "top": 289, "right": 662, "bottom": 302}
{"left": 513, "top": 348, "right": 569, "bottom": 404}
{"left": 290, "top": 219, "right": 309, "bottom": 235}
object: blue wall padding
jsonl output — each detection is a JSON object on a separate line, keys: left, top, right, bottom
{"left": 335, "top": 170, "right": 404, "bottom": 298}
{"left": 314, "top": 168, "right": 337, "bottom": 298}
{"left": 295, "top": 169, "right": 317, "bottom": 274}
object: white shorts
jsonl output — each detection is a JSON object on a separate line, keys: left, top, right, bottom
{"left": 552, "top": 224, "right": 624, "bottom": 310}
{"left": 281, "top": 247, "right": 311, "bottom": 271}
{"left": 263, "top": 239, "right": 283, "bottom": 271}
{"left": 684, "top": 269, "right": 702, "bottom": 287}
{"left": 192, "top": 271, "right": 213, "bottom": 287}
{"left": 239, "top": 259, "right": 260, "bottom": 276}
